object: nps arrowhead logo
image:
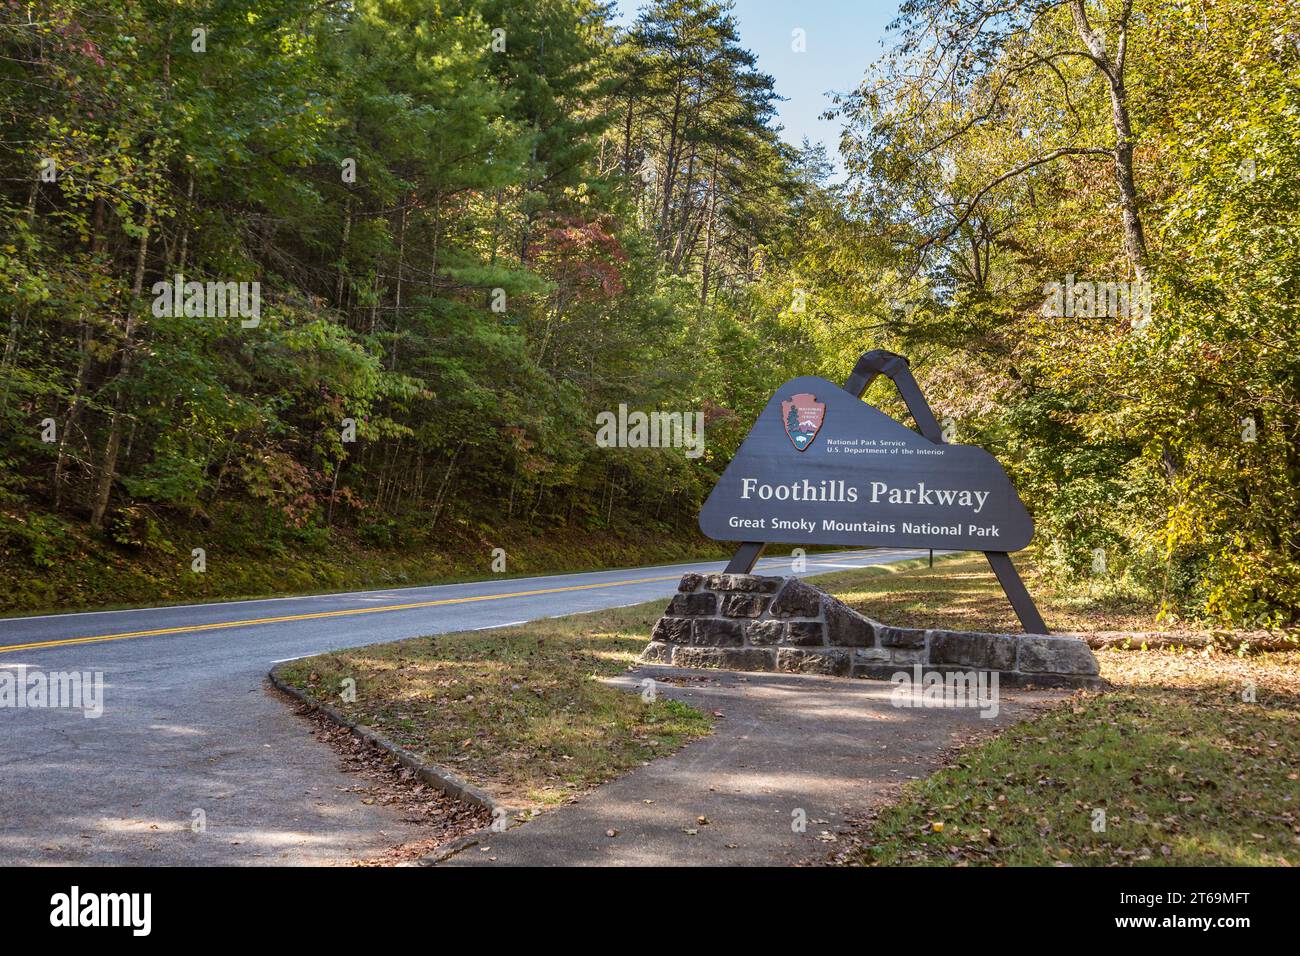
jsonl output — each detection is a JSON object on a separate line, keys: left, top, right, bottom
{"left": 781, "top": 392, "right": 825, "bottom": 451}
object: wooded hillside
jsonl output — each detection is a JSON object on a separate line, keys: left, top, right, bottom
{"left": 1, "top": 0, "right": 1295, "bottom": 626}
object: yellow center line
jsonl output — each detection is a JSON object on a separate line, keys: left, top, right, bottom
{"left": 0, "top": 573, "right": 687, "bottom": 655}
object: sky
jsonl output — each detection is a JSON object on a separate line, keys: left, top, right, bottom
{"left": 610, "top": 0, "right": 901, "bottom": 177}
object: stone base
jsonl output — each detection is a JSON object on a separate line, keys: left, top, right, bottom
{"left": 641, "top": 572, "right": 1102, "bottom": 689}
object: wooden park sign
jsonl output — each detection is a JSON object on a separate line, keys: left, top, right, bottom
{"left": 701, "top": 350, "right": 1049, "bottom": 634}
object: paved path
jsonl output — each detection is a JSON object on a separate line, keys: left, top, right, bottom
{"left": 440, "top": 666, "right": 1063, "bottom": 867}
{"left": 0, "top": 548, "right": 926, "bottom": 865}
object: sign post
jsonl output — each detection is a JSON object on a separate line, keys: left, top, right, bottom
{"left": 707, "top": 350, "right": 1048, "bottom": 634}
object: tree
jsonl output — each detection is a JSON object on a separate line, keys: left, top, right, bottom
{"left": 836, "top": 0, "right": 1150, "bottom": 281}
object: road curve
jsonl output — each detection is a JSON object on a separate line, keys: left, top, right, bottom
{"left": 0, "top": 548, "right": 926, "bottom": 865}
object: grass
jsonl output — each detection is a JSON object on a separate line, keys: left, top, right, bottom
{"left": 277, "top": 550, "right": 1298, "bottom": 864}
{"left": 812, "top": 554, "right": 1300, "bottom": 866}
{"left": 274, "top": 600, "right": 710, "bottom": 809}
{"left": 815, "top": 550, "right": 1171, "bottom": 633}
{"left": 834, "top": 648, "right": 1300, "bottom": 866}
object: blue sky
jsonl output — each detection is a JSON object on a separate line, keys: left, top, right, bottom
{"left": 611, "top": 0, "right": 900, "bottom": 176}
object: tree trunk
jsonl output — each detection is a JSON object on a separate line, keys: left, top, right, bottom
{"left": 622, "top": 93, "right": 636, "bottom": 176}
{"left": 326, "top": 463, "right": 341, "bottom": 526}
{"left": 53, "top": 312, "right": 93, "bottom": 508}
{"left": 430, "top": 441, "right": 464, "bottom": 527}
{"left": 176, "top": 173, "right": 194, "bottom": 274}
{"left": 487, "top": 190, "right": 501, "bottom": 266}
{"left": 671, "top": 145, "right": 698, "bottom": 271}
{"left": 335, "top": 196, "right": 352, "bottom": 309}
{"left": 1070, "top": 0, "right": 1148, "bottom": 280}
{"left": 659, "top": 83, "right": 684, "bottom": 247}
{"left": 0, "top": 182, "right": 39, "bottom": 390}
{"left": 392, "top": 201, "right": 406, "bottom": 369}
{"left": 90, "top": 224, "right": 149, "bottom": 530}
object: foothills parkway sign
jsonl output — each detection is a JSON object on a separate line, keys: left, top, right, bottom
{"left": 702, "top": 350, "right": 1049, "bottom": 634}
{"left": 700, "top": 376, "right": 1034, "bottom": 552}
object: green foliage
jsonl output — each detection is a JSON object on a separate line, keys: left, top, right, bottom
{"left": 0, "top": 0, "right": 1294, "bottom": 628}
{"left": 828, "top": 0, "right": 1299, "bottom": 627}
{"left": 0, "top": 0, "right": 804, "bottom": 611}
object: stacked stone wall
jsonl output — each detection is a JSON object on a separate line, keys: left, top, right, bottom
{"left": 640, "top": 573, "right": 1101, "bottom": 688}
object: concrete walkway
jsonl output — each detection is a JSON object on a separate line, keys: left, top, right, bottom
{"left": 438, "top": 665, "right": 1066, "bottom": 866}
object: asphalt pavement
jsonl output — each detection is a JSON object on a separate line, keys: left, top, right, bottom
{"left": 0, "top": 548, "right": 927, "bottom": 865}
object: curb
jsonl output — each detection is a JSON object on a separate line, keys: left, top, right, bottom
{"left": 267, "top": 667, "right": 500, "bottom": 814}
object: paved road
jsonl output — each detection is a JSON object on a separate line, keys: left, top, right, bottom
{"left": 0, "top": 548, "right": 926, "bottom": 865}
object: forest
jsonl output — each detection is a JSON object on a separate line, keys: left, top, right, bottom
{"left": 0, "top": 0, "right": 1296, "bottom": 626}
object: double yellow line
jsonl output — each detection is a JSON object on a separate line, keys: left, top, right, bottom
{"left": 0, "top": 573, "right": 683, "bottom": 655}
